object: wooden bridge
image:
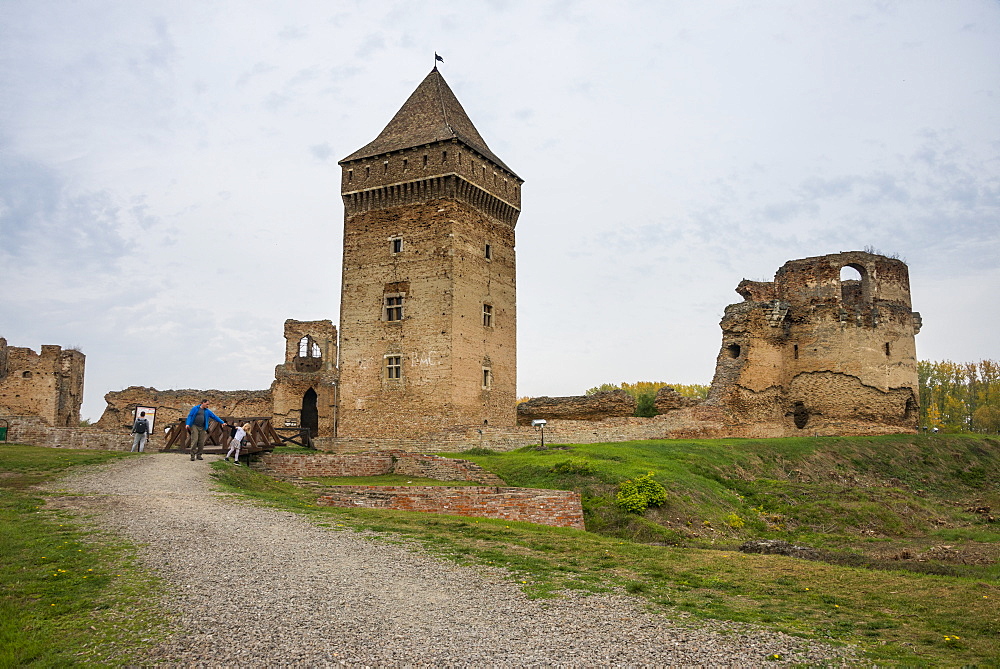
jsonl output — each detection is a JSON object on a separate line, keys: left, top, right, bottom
{"left": 162, "top": 417, "right": 314, "bottom": 455}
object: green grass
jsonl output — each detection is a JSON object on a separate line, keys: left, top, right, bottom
{"left": 0, "top": 445, "right": 167, "bottom": 667}
{"left": 444, "top": 435, "right": 1000, "bottom": 557}
{"left": 211, "top": 438, "right": 1000, "bottom": 667}
{"left": 305, "top": 474, "right": 481, "bottom": 487}
{"left": 3, "top": 435, "right": 998, "bottom": 666}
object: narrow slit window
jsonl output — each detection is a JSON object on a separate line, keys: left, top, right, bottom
{"left": 442, "top": 150, "right": 448, "bottom": 163}
{"left": 423, "top": 154, "right": 428, "bottom": 167}
{"left": 483, "top": 304, "right": 493, "bottom": 327}
{"left": 793, "top": 344, "right": 799, "bottom": 360}
{"left": 383, "top": 160, "right": 389, "bottom": 174}
{"left": 482, "top": 367, "right": 492, "bottom": 390}
{"left": 484, "top": 243, "right": 492, "bottom": 260}
{"left": 348, "top": 169, "right": 353, "bottom": 182}
{"left": 365, "top": 166, "right": 371, "bottom": 179}
{"left": 885, "top": 342, "right": 891, "bottom": 357}
{"left": 402, "top": 158, "right": 408, "bottom": 171}
{"left": 390, "top": 237, "right": 403, "bottom": 254}
{"left": 385, "top": 355, "right": 402, "bottom": 380}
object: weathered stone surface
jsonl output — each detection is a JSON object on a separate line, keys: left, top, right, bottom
{"left": 94, "top": 386, "right": 272, "bottom": 432}
{"left": 708, "top": 251, "right": 921, "bottom": 436}
{"left": 0, "top": 338, "right": 84, "bottom": 427}
{"left": 336, "top": 69, "right": 521, "bottom": 439}
{"left": 516, "top": 390, "right": 636, "bottom": 424}
{"left": 653, "top": 386, "right": 700, "bottom": 412}
{"left": 270, "top": 319, "right": 338, "bottom": 437}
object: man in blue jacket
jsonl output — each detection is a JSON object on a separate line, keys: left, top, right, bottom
{"left": 185, "top": 400, "right": 226, "bottom": 461}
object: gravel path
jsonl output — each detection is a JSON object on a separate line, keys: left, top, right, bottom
{"left": 52, "top": 453, "right": 859, "bottom": 667}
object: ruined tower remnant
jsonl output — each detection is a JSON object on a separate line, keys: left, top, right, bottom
{"left": 708, "top": 251, "right": 922, "bottom": 435}
{"left": 270, "top": 319, "right": 339, "bottom": 438}
{"left": 336, "top": 68, "right": 522, "bottom": 439}
{"left": 0, "top": 338, "right": 85, "bottom": 427}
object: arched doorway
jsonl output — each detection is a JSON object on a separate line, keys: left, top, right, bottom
{"left": 301, "top": 388, "right": 318, "bottom": 438}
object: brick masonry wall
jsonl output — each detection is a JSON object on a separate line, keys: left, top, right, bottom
{"left": 316, "top": 486, "right": 584, "bottom": 529}
{"left": 254, "top": 452, "right": 504, "bottom": 485}
{"left": 6, "top": 415, "right": 133, "bottom": 450}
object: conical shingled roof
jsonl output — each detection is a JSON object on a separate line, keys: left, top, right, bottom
{"left": 341, "top": 68, "right": 518, "bottom": 177}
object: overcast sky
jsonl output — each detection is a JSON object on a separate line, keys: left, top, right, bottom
{"left": 2, "top": 1, "right": 998, "bottom": 421}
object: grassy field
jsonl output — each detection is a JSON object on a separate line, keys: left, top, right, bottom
{"left": 215, "top": 433, "right": 999, "bottom": 665}
{"left": 2, "top": 435, "right": 998, "bottom": 666}
{"left": 0, "top": 446, "right": 166, "bottom": 667}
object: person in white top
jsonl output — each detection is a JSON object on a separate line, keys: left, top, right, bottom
{"left": 225, "top": 422, "right": 250, "bottom": 465}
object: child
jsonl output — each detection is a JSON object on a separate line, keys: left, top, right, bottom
{"left": 225, "top": 422, "right": 250, "bottom": 465}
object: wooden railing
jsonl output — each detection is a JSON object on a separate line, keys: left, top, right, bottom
{"left": 162, "top": 417, "right": 283, "bottom": 454}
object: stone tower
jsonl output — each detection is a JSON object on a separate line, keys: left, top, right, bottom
{"left": 708, "top": 251, "right": 922, "bottom": 435}
{"left": 336, "top": 68, "right": 522, "bottom": 440}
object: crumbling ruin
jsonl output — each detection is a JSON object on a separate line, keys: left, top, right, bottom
{"left": 94, "top": 387, "right": 272, "bottom": 433}
{"left": 517, "top": 390, "right": 636, "bottom": 424}
{"left": 708, "top": 251, "right": 921, "bottom": 435}
{"left": 0, "top": 338, "right": 84, "bottom": 427}
{"left": 270, "top": 319, "right": 339, "bottom": 438}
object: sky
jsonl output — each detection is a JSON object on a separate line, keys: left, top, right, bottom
{"left": 1, "top": 0, "right": 998, "bottom": 421}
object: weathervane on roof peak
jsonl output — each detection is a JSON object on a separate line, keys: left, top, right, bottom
{"left": 433, "top": 52, "right": 444, "bottom": 70}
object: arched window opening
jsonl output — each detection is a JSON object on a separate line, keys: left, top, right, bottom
{"left": 840, "top": 264, "right": 866, "bottom": 306}
{"left": 298, "top": 336, "right": 322, "bottom": 358}
{"left": 295, "top": 336, "right": 323, "bottom": 372}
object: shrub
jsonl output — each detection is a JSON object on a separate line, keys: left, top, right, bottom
{"left": 550, "top": 457, "right": 596, "bottom": 476}
{"left": 616, "top": 472, "right": 668, "bottom": 514}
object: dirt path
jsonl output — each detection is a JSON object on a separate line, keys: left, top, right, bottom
{"left": 51, "top": 453, "right": 858, "bottom": 666}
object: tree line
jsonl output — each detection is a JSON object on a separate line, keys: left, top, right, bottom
{"left": 520, "top": 361, "right": 999, "bottom": 432}
{"left": 919, "top": 360, "right": 1000, "bottom": 434}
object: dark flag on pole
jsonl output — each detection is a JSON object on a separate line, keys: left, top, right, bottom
{"left": 435, "top": 52, "right": 444, "bottom": 63}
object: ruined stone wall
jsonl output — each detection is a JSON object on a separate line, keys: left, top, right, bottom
{"left": 336, "top": 197, "right": 517, "bottom": 439}
{"left": 317, "top": 486, "right": 584, "bottom": 529}
{"left": 517, "top": 390, "right": 635, "bottom": 424}
{"left": 0, "top": 338, "right": 84, "bottom": 427}
{"left": 6, "top": 415, "right": 131, "bottom": 450}
{"left": 94, "top": 386, "right": 272, "bottom": 432}
{"left": 271, "top": 319, "right": 338, "bottom": 437}
{"left": 708, "top": 251, "right": 921, "bottom": 435}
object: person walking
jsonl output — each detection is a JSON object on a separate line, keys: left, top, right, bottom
{"left": 184, "top": 400, "right": 226, "bottom": 461}
{"left": 130, "top": 411, "right": 151, "bottom": 452}
{"left": 225, "top": 422, "right": 250, "bottom": 465}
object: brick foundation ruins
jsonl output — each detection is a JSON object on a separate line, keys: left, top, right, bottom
{"left": 316, "top": 486, "right": 584, "bottom": 529}
{"left": 255, "top": 452, "right": 582, "bottom": 528}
